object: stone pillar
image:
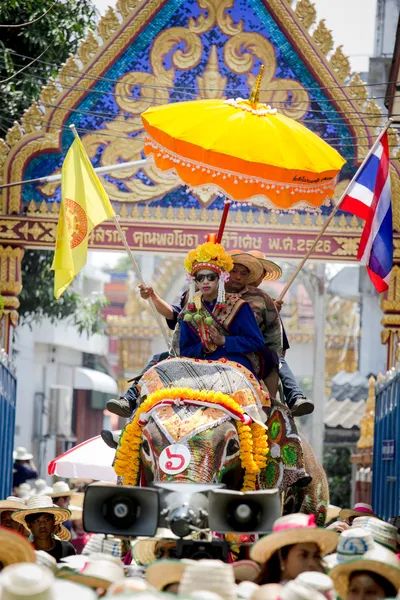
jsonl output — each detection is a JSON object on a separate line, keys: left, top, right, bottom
{"left": 0, "top": 246, "right": 24, "bottom": 352}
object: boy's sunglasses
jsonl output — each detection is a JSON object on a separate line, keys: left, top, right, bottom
{"left": 195, "top": 273, "right": 218, "bottom": 283}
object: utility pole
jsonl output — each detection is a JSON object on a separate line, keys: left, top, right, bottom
{"left": 310, "top": 263, "right": 326, "bottom": 463}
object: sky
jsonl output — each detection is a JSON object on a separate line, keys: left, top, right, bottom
{"left": 90, "top": 0, "right": 378, "bottom": 268}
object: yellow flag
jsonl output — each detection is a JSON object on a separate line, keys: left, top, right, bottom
{"left": 51, "top": 136, "right": 115, "bottom": 299}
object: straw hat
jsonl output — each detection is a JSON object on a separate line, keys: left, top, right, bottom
{"left": 0, "top": 527, "right": 35, "bottom": 568}
{"left": 251, "top": 584, "right": 284, "bottom": 600}
{"left": 178, "top": 559, "right": 237, "bottom": 600}
{"left": 230, "top": 251, "right": 265, "bottom": 284}
{"left": 11, "top": 495, "right": 71, "bottom": 529}
{"left": 133, "top": 528, "right": 179, "bottom": 566}
{"left": 33, "top": 479, "right": 53, "bottom": 496}
{"left": 295, "top": 572, "right": 334, "bottom": 595}
{"left": 250, "top": 513, "right": 338, "bottom": 564}
{"left": 0, "top": 497, "right": 26, "bottom": 513}
{"left": 145, "top": 559, "right": 195, "bottom": 591}
{"left": 233, "top": 560, "right": 262, "bottom": 583}
{"left": 324, "top": 527, "right": 375, "bottom": 569}
{"left": 339, "top": 503, "right": 378, "bottom": 522}
{"left": 68, "top": 504, "right": 83, "bottom": 521}
{"left": 237, "top": 581, "right": 260, "bottom": 600}
{"left": 280, "top": 580, "right": 327, "bottom": 600}
{"left": 326, "top": 505, "right": 341, "bottom": 523}
{"left": 13, "top": 447, "right": 33, "bottom": 461}
{"left": 106, "top": 577, "right": 155, "bottom": 596}
{"left": 246, "top": 251, "right": 282, "bottom": 284}
{"left": 330, "top": 540, "right": 400, "bottom": 598}
{"left": 16, "top": 483, "right": 33, "bottom": 499}
{"left": 48, "top": 481, "right": 77, "bottom": 498}
{"left": 0, "top": 563, "right": 97, "bottom": 600}
{"left": 351, "top": 516, "right": 398, "bottom": 552}
{"left": 34, "top": 550, "right": 59, "bottom": 573}
{"left": 56, "top": 558, "right": 125, "bottom": 590}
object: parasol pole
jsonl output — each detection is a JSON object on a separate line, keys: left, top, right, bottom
{"left": 69, "top": 125, "right": 172, "bottom": 351}
{"left": 278, "top": 118, "right": 393, "bottom": 301}
{"left": 216, "top": 66, "right": 265, "bottom": 244}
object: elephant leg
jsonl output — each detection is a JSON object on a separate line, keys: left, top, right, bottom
{"left": 282, "top": 436, "right": 329, "bottom": 526}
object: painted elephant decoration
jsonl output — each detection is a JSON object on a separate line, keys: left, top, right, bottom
{"left": 114, "top": 357, "right": 329, "bottom": 525}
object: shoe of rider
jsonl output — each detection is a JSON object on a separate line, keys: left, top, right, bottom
{"left": 101, "top": 430, "right": 119, "bottom": 449}
{"left": 106, "top": 384, "right": 139, "bottom": 418}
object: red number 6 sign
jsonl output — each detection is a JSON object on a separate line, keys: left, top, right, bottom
{"left": 159, "top": 444, "right": 191, "bottom": 475}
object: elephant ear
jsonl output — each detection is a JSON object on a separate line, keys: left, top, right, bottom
{"left": 232, "top": 389, "right": 268, "bottom": 426}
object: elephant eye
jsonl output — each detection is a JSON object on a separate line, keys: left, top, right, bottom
{"left": 142, "top": 439, "right": 151, "bottom": 459}
{"left": 226, "top": 437, "right": 240, "bottom": 458}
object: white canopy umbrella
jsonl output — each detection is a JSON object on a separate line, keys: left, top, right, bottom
{"left": 47, "top": 434, "right": 118, "bottom": 482}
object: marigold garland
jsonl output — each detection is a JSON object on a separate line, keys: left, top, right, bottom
{"left": 113, "top": 387, "right": 269, "bottom": 491}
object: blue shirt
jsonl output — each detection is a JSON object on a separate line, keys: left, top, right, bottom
{"left": 13, "top": 463, "right": 37, "bottom": 487}
{"left": 179, "top": 299, "right": 265, "bottom": 375}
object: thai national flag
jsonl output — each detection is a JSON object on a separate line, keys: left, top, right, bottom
{"left": 340, "top": 132, "right": 393, "bottom": 292}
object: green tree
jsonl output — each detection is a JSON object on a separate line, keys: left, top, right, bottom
{"left": 0, "top": 1, "right": 104, "bottom": 335}
{"left": 323, "top": 446, "right": 352, "bottom": 507}
{"left": 19, "top": 251, "right": 109, "bottom": 336}
{"left": 0, "top": 0, "right": 98, "bottom": 131}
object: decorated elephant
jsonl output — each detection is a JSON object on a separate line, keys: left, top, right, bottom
{"left": 114, "top": 357, "right": 329, "bottom": 526}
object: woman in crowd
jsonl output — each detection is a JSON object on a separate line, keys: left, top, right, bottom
{"left": 329, "top": 528, "right": 400, "bottom": 600}
{"left": 250, "top": 514, "right": 338, "bottom": 584}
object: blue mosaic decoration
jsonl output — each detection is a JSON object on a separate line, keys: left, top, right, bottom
{"left": 22, "top": 0, "right": 358, "bottom": 215}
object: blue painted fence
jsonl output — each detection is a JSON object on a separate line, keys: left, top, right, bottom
{"left": 372, "top": 373, "right": 400, "bottom": 520}
{"left": 0, "top": 363, "right": 17, "bottom": 499}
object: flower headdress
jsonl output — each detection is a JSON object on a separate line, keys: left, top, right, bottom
{"left": 184, "top": 238, "right": 233, "bottom": 309}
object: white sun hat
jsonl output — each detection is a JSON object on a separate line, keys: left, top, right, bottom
{"left": 48, "top": 481, "right": 77, "bottom": 498}
{"left": 351, "top": 516, "right": 398, "bottom": 552}
{"left": 13, "top": 447, "right": 33, "bottom": 461}
{"left": 106, "top": 577, "right": 155, "bottom": 596}
{"left": 178, "top": 559, "right": 237, "bottom": 600}
{"left": 34, "top": 551, "right": 58, "bottom": 574}
{"left": 0, "top": 563, "right": 97, "bottom": 600}
{"left": 280, "top": 580, "right": 327, "bottom": 600}
{"left": 33, "top": 480, "right": 53, "bottom": 496}
{"left": 250, "top": 584, "right": 284, "bottom": 600}
{"left": 16, "top": 484, "right": 33, "bottom": 500}
{"left": 325, "top": 527, "right": 375, "bottom": 570}
{"left": 56, "top": 558, "right": 125, "bottom": 591}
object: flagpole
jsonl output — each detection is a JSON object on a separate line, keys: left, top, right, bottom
{"left": 278, "top": 119, "right": 393, "bottom": 301}
{"left": 69, "top": 125, "right": 173, "bottom": 353}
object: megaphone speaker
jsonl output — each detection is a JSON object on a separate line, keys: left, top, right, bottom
{"left": 208, "top": 488, "right": 281, "bottom": 534}
{"left": 83, "top": 482, "right": 160, "bottom": 537}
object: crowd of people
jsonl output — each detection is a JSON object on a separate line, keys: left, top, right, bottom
{"left": 0, "top": 483, "right": 399, "bottom": 599}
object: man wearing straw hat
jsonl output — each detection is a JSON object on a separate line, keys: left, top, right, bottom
{"left": 11, "top": 495, "right": 76, "bottom": 561}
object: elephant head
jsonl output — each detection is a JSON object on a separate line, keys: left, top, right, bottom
{"left": 140, "top": 404, "right": 243, "bottom": 490}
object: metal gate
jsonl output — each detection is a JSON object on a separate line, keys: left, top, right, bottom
{"left": 372, "top": 373, "right": 400, "bottom": 520}
{"left": 0, "top": 362, "right": 17, "bottom": 498}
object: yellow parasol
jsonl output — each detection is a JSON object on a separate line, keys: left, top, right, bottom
{"left": 142, "top": 66, "right": 345, "bottom": 235}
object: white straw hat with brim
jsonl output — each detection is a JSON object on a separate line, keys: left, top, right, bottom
{"left": 11, "top": 495, "right": 71, "bottom": 529}
{"left": 178, "top": 559, "right": 237, "bottom": 600}
{"left": 106, "top": 577, "right": 155, "bottom": 596}
{"left": 13, "top": 447, "right": 33, "bottom": 461}
{"left": 250, "top": 513, "right": 339, "bottom": 564}
{"left": 295, "top": 572, "right": 334, "bottom": 594}
{"left": 49, "top": 481, "right": 77, "bottom": 498}
{"left": 233, "top": 560, "right": 262, "bottom": 583}
{"left": 0, "top": 563, "right": 97, "bottom": 600}
{"left": 16, "top": 484, "right": 33, "bottom": 499}
{"left": 324, "top": 527, "right": 375, "bottom": 570}
{"left": 34, "top": 550, "right": 59, "bottom": 573}
{"left": 339, "top": 503, "right": 378, "bottom": 522}
{"left": 237, "top": 581, "right": 259, "bottom": 600}
{"left": 245, "top": 251, "right": 282, "bottom": 284}
{"left": 33, "top": 480, "right": 53, "bottom": 496}
{"left": 133, "top": 528, "right": 180, "bottom": 566}
{"left": 0, "top": 527, "right": 35, "bottom": 568}
{"left": 250, "top": 583, "right": 284, "bottom": 600}
{"left": 330, "top": 544, "right": 400, "bottom": 599}
{"left": 280, "top": 580, "right": 327, "bottom": 600}
{"left": 229, "top": 251, "right": 265, "bottom": 284}
{"left": 326, "top": 505, "right": 341, "bottom": 523}
{"left": 145, "top": 559, "right": 195, "bottom": 591}
{"left": 56, "top": 559, "right": 125, "bottom": 590}
{"left": 0, "top": 497, "right": 26, "bottom": 513}
{"left": 351, "top": 516, "right": 398, "bottom": 552}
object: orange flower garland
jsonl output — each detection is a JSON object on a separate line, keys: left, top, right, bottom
{"left": 114, "top": 387, "right": 269, "bottom": 491}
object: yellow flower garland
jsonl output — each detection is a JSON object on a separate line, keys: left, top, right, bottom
{"left": 114, "top": 387, "right": 269, "bottom": 491}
